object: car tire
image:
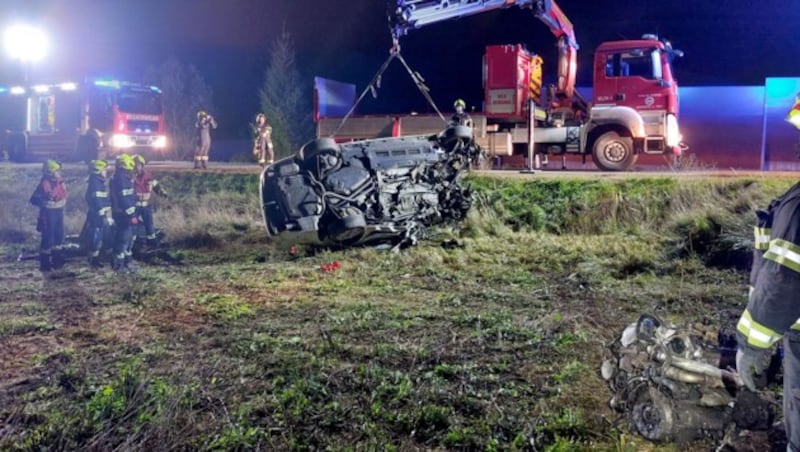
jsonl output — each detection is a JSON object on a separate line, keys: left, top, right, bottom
{"left": 591, "top": 131, "right": 636, "bottom": 171}
{"left": 298, "top": 138, "right": 341, "bottom": 164}
{"left": 328, "top": 214, "right": 366, "bottom": 245}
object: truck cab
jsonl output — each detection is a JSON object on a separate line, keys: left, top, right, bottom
{"left": 592, "top": 35, "right": 683, "bottom": 156}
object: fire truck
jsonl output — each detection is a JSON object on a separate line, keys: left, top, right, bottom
{"left": 316, "top": 0, "right": 685, "bottom": 171}
{"left": 1, "top": 78, "right": 167, "bottom": 162}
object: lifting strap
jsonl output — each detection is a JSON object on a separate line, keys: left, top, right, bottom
{"left": 329, "top": 49, "right": 447, "bottom": 138}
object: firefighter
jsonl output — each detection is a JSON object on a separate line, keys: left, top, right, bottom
{"left": 133, "top": 154, "right": 167, "bottom": 245}
{"left": 29, "top": 159, "right": 67, "bottom": 272}
{"left": 736, "top": 98, "right": 800, "bottom": 452}
{"left": 84, "top": 159, "right": 112, "bottom": 268}
{"left": 789, "top": 92, "right": 800, "bottom": 158}
{"left": 451, "top": 98, "right": 473, "bottom": 128}
{"left": 194, "top": 110, "right": 218, "bottom": 169}
{"left": 110, "top": 154, "right": 139, "bottom": 272}
{"left": 252, "top": 113, "right": 275, "bottom": 167}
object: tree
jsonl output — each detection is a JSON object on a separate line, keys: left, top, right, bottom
{"left": 259, "top": 28, "right": 314, "bottom": 158}
{"left": 144, "top": 57, "right": 214, "bottom": 160}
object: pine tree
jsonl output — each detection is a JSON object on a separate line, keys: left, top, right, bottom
{"left": 258, "top": 28, "right": 313, "bottom": 159}
{"left": 144, "top": 57, "right": 214, "bottom": 160}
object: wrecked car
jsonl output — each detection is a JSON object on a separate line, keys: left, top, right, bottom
{"left": 259, "top": 125, "right": 478, "bottom": 249}
{"left": 602, "top": 314, "right": 777, "bottom": 445}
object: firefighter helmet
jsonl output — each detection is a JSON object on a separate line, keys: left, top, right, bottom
{"left": 116, "top": 154, "right": 135, "bottom": 171}
{"left": 197, "top": 110, "right": 207, "bottom": 119}
{"left": 133, "top": 154, "right": 146, "bottom": 166}
{"left": 454, "top": 99, "right": 466, "bottom": 109}
{"left": 91, "top": 159, "right": 108, "bottom": 173}
{"left": 43, "top": 159, "right": 61, "bottom": 174}
{"left": 256, "top": 113, "right": 266, "bottom": 123}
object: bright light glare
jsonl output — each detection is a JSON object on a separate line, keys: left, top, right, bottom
{"left": 33, "top": 84, "right": 49, "bottom": 93}
{"left": 10, "top": 86, "right": 25, "bottom": 95}
{"left": 59, "top": 82, "right": 77, "bottom": 91}
{"left": 152, "top": 135, "right": 168, "bottom": 148}
{"left": 4, "top": 25, "right": 48, "bottom": 62}
{"left": 110, "top": 134, "right": 135, "bottom": 148}
{"left": 666, "top": 114, "right": 682, "bottom": 147}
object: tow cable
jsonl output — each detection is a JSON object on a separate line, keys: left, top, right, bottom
{"left": 330, "top": 39, "right": 448, "bottom": 138}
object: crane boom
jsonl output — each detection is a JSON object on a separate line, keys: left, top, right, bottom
{"left": 389, "top": 0, "right": 583, "bottom": 109}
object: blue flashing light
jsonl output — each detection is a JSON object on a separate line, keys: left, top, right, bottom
{"left": 0, "top": 86, "right": 7, "bottom": 94}
{"left": 92, "top": 78, "right": 121, "bottom": 89}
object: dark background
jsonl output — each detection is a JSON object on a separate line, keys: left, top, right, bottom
{"left": 1, "top": 0, "right": 798, "bottom": 139}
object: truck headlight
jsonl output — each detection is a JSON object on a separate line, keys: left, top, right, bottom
{"left": 665, "top": 114, "right": 682, "bottom": 148}
{"left": 152, "top": 135, "right": 167, "bottom": 148}
{"left": 110, "top": 134, "right": 135, "bottom": 148}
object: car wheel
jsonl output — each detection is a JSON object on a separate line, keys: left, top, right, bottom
{"left": 328, "top": 214, "right": 366, "bottom": 245}
{"left": 591, "top": 131, "right": 636, "bottom": 171}
{"left": 298, "top": 138, "right": 341, "bottom": 164}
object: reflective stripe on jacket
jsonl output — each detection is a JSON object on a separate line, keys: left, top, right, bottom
{"left": 111, "top": 170, "right": 137, "bottom": 218}
{"left": 85, "top": 172, "right": 111, "bottom": 216}
{"left": 738, "top": 182, "right": 800, "bottom": 350}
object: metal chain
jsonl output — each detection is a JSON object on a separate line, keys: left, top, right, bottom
{"left": 329, "top": 48, "right": 447, "bottom": 137}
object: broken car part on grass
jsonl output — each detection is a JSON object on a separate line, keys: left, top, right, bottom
{"left": 259, "top": 125, "right": 478, "bottom": 249}
{"left": 602, "top": 314, "right": 777, "bottom": 445}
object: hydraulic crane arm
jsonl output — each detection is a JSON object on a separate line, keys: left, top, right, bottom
{"left": 389, "top": 0, "right": 583, "bottom": 109}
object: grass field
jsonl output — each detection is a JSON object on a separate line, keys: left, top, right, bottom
{"left": 0, "top": 164, "right": 794, "bottom": 451}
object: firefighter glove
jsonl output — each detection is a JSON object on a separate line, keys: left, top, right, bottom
{"left": 736, "top": 347, "right": 768, "bottom": 391}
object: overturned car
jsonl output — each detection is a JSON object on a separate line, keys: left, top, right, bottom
{"left": 259, "top": 126, "right": 478, "bottom": 249}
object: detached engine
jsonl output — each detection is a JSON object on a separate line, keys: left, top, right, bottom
{"left": 260, "top": 125, "right": 478, "bottom": 249}
{"left": 602, "top": 314, "right": 775, "bottom": 445}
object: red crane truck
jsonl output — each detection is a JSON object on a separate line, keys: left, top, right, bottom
{"left": 316, "top": 0, "right": 685, "bottom": 171}
{"left": 1, "top": 77, "right": 167, "bottom": 162}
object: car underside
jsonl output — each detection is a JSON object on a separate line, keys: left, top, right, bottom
{"left": 260, "top": 125, "right": 480, "bottom": 249}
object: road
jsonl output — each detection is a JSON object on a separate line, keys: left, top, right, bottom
{"left": 3, "top": 160, "right": 798, "bottom": 179}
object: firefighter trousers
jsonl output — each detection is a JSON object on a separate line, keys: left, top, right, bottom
{"left": 787, "top": 330, "right": 800, "bottom": 452}
{"left": 39, "top": 208, "right": 64, "bottom": 270}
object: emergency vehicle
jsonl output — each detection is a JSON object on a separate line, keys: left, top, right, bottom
{"left": 316, "top": 0, "right": 686, "bottom": 171}
{"left": 0, "top": 78, "right": 167, "bottom": 162}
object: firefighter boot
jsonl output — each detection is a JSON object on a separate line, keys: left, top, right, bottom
{"left": 51, "top": 250, "right": 65, "bottom": 270}
{"left": 112, "top": 255, "right": 125, "bottom": 272}
{"left": 39, "top": 253, "right": 52, "bottom": 272}
{"left": 124, "top": 256, "right": 140, "bottom": 273}
{"left": 88, "top": 254, "right": 104, "bottom": 269}
{"left": 201, "top": 159, "right": 207, "bottom": 169}
{"left": 194, "top": 158, "right": 201, "bottom": 169}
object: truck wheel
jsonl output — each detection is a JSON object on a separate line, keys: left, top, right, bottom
{"left": 591, "top": 131, "right": 636, "bottom": 171}
{"left": 8, "top": 134, "right": 26, "bottom": 162}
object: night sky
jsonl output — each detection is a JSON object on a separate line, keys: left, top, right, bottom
{"left": 1, "top": 0, "right": 798, "bottom": 139}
